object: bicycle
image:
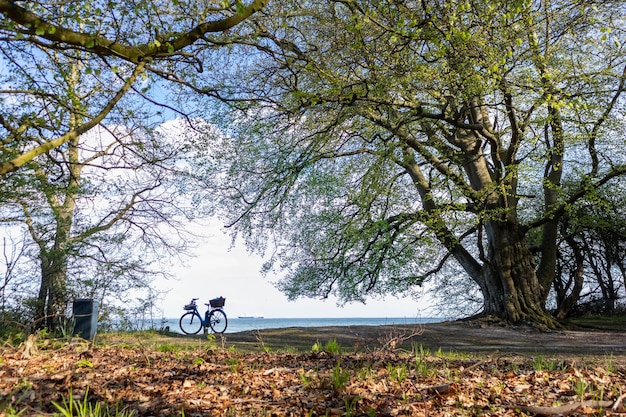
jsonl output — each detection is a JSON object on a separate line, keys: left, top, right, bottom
{"left": 179, "top": 297, "right": 228, "bottom": 334}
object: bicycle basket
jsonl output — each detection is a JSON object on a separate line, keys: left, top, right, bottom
{"left": 209, "top": 297, "right": 225, "bottom": 308}
{"left": 183, "top": 303, "right": 195, "bottom": 310}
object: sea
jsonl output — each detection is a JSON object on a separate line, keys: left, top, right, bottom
{"left": 163, "top": 316, "right": 445, "bottom": 334}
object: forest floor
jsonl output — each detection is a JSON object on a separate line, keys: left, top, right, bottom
{"left": 1, "top": 319, "right": 626, "bottom": 416}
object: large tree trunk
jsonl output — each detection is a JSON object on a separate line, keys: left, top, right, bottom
{"left": 446, "top": 105, "right": 557, "bottom": 327}
{"left": 402, "top": 136, "right": 558, "bottom": 326}
{"left": 478, "top": 220, "right": 557, "bottom": 327}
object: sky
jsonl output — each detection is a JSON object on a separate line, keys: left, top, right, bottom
{"left": 132, "top": 121, "right": 441, "bottom": 320}
{"left": 155, "top": 220, "right": 436, "bottom": 320}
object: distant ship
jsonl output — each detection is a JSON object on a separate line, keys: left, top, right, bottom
{"left": 238, "top": 315, "right": 264, "bottom": 319}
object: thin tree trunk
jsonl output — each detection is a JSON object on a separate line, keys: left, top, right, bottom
{"left": 38, "top": 249, "right": 70, "bottom": 330}
{"left": 554, "top": 234, "right": 584, "bottom": 320}
{"left": 33, "top": 61, "right": 82, "bottom": 331}
{"left": 35, "top": 257, "right": 51, "bottom": 329}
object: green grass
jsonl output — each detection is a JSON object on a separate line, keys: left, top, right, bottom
{"left": 52, "top": 389, "right": 135, "bottom": 417}
{"left": 532, "top": 355, "right": 565, "bottom": 372}
{"left": 330, "top": 360, "right": 351, "bottom": 391}
{"left": 387, "top": 363, "right": 408, "bottom": 384}
{"left": 311, "top": 338, "right": 342, "bottom": 355}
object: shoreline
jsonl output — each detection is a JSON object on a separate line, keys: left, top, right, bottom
{"left": 217, "top": 321, "right": 626, "bottom": 356}
{"left": 164, "top": 315, "right": 446, "bottom": 335}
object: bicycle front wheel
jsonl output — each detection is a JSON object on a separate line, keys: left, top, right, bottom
{"left": 179, "top": 312, "right": 203, "bottom": 335}
{"left": 208, "top": 309, "right": 227, "bottom": 334}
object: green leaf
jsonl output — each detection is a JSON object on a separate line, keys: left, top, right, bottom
{"left": 235, "top": 0, "right": 245, "bottom": 14}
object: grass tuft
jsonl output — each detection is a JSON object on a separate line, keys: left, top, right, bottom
{"left": 52, "top": 389, "right": 135, "bottom": 417}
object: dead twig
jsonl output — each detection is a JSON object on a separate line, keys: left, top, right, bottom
{"left": 255, "top": 329, "right": 269, "bottom": 352}
{"left": 419, "top": 383, "right": 455, "bottom": 395}
{"left": 377, "top": 324, "right": 424, "bottom": 351}
{"left": 613, "top": 393, "right": 626, "bottom": 412}
{"left": 506, "top": 399, "right": 625, "bottom": 415}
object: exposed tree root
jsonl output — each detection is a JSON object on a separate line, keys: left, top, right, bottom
{"left": 459, "top": 313, "right": 563, "bottom": 331}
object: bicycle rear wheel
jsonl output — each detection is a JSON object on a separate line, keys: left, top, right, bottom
{"left": 208, "top": 309, "right": 227, "bottom": 334}
{"left": 179, "top": 311, "right": 203, "bottom": 335}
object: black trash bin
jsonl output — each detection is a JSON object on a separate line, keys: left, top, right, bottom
{"left": 72, "top": 299, "right": 98, "bottom": 340}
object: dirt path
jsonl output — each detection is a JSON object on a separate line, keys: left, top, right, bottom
{"left": 221, "top": 321, "right": 626, "bottom": 357}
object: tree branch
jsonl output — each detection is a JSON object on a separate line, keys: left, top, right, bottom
{"left": 0, "top": 0, "right": 267, "bottom": 63}
{"left": 0, "top": 61, "right": 146, "bottom": 175}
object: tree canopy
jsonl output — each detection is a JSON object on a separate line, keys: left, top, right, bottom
{"left": 198, "top": 0, "right": 626, "bottom": 325}
{"left": 1, "top": 0, "right": 625, "bottom": 329}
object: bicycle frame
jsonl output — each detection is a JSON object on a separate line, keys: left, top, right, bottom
{"left": 187, "top": 304, "right": 210, "bottom": 327}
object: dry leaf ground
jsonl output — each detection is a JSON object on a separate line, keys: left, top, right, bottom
{"left": 1, "top": 322, "right": 625, "bottom": 416}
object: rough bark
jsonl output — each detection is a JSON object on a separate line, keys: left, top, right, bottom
{"left": 479, "top": 220, "right": 557, "bottom": 327}
{"left": 38, "top": 253, "right": 69, "bottom": 330}
{"left": 397, "top": 114, "right": 559, "bottom": 327}
{"left": 34, "top": 191, "right": 74, "bottom": 330}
